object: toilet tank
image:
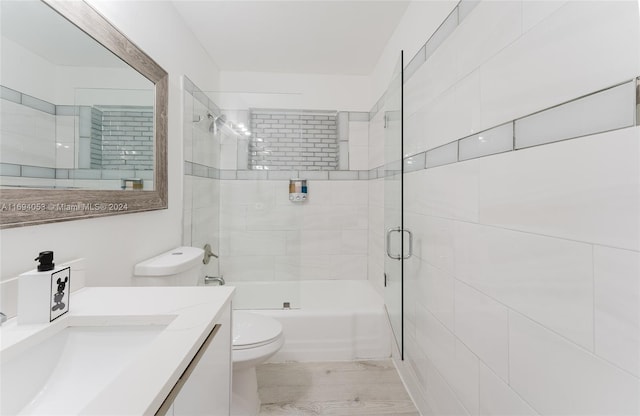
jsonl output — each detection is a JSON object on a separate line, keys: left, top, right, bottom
{"left": 133, "top": 247, "right": 204, "bottom": 287}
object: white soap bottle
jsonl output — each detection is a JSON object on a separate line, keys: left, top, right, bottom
{"left": 18, "top": 251, "right": 71, "bottom": 325}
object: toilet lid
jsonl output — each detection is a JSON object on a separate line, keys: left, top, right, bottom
{"left": 233, "top": 311, "right": 283, "bottom": 348}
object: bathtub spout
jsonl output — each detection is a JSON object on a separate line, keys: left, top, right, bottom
{"left": 204, "top": 276, "right": 225, "bottom": 286}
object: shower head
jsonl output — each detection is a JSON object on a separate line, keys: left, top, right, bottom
{"left": 214, "top": 114, "right": 227, "bottom": 127}
{"left": 210, "top": 113, "right": 227, "bottom": 134}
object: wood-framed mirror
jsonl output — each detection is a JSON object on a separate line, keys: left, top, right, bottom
{"left": 0, "top": 0, "right": 168, "bottom": 229}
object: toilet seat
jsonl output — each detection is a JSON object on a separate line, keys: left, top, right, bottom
{"left": 233, "top": 311, "right": 283, "bottom": 350}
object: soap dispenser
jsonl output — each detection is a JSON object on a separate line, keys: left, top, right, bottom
{"left": 18, "top": 251, "right": 71, "bottom": 324}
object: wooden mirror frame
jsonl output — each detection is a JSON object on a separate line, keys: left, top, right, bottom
{"left": 0, "top": 0, "right": 168, "bottom": 229}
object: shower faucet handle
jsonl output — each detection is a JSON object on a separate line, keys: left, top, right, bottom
{"left": 202, "top": 243, "right": 218, "bottom": 264}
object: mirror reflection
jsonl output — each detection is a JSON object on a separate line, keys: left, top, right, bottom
{"left": 0, "top": 0, "right": 155, "bottom": 190}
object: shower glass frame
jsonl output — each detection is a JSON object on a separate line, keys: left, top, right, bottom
{"left": 383, "top": 51, "right": 404, "bottom": 359}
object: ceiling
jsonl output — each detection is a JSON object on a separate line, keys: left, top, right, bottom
{"left": 172, "top": 1, "right": 410, "bottom": 75}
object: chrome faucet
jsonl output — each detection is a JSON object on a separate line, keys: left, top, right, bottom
{"left": 0, "top": 312, "right": 7, "bottom": 326}
{"left": 204, "top": 275, "right": 225, "bottom": 286}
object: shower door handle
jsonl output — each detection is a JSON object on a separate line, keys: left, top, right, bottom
{"left": 402, "top": 228, "right": 413, "bottom": 260}
{"left": 385, "top": 227, "right": 413, "bottom": 260}
{"left": 385, "top": 227, "right": 402, "bottom": 260}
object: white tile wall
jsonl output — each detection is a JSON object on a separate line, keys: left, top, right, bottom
{"left": 454, "top": 280, "right": 509, "bottom": 381}
{"left": 452, "top": 0, "right": 522, "bottom": 80}
{"left": 0, "top": 101, "right": 56, "bottom": 168}
{"left": 348, "top": 118, "right": 369, "bottom": 170}
{"left": 368, "top": 110, "right": 385, "bottom": 169}
{"left": 509, "top": 312, "right": 640, "bottom": 416}
{"left": 415, "top": 303, "right": 456, "bottom": 376}
{"left": 182, "top": 175, "right": 193, "bottom": 245}
{"left": 368, "top": 178, "right": 385, "bottom": 293}
{"left": 521, "top": 1, "right": 567, "bottom": 33}
{"left": 454, "top": 221, "right": 594, "bottom": 350}
{"left": 220, "top": 179, "right": 369, "bottom": 282}
{"left": 423, "top": 356, "right": 470, "bottom": 416}
{"left": 417, "top": 263, "right": 455, "bottom": 332}
{"left": 593, "top": 246, "right": 640, "bottom": 377}
{"left": 480, "top": 1, "right": 640, "bottom": 130}
{"left": 55, "top": 116, "right": 76, "bottom": 169}
{"left": 403, "top": 110, "right": 427, "bottom": 158}
{"left": 404, "top": 160, "right": 479, "bottom": 222}
{"left": 384, "top": 2, "right": 640, "bottom": 416}
{"left": 478, "top": 362, "right": 538, "bottom": 416}
{"left": 479, "top": 127, "right": 640, "bottom": 251}
{"left": 446, "top": 340, "right": 481, "bottom": 415}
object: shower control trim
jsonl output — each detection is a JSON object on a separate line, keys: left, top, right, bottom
{"left": 202, "top": 243, "right": 218, "bottom": 265}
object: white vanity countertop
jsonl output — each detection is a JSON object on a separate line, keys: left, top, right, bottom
{"left": 1, "top": 286, "right": 235, "bottom": 415}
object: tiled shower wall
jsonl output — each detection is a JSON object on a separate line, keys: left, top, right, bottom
{"left": 182, "top": 77, "right": 222, "bottom": 279}
{"left": 369, "top": 1, "right": 639, "bottom": 416}
{"left": 219, "top": 113, "right": 370, "bottom": 282}
{"left": 96, "top": 106, "right": 154, "bottom": 170}
{"left": 219, "top": 179, "right": 368, "bottom": 281}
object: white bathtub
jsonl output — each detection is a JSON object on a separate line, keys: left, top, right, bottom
{"left": 229, "top": 280, "right": 391, "bottom": 362}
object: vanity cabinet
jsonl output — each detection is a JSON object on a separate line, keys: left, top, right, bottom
{"left": 164, "top": 303, "right": 232, "bottom": 415}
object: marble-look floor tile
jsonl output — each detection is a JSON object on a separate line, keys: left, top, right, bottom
{"left": 257, "top": 360, "right": 419, "bottom": 416}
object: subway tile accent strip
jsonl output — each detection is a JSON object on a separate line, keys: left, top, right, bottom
{"left": 424, "top": 5, "right": 459, "bottom": 62}
{"left": 349, "top": 112, "right": 370, "bottom": 122}
{"left": 20, "top": 166, "right": 56, "bottom": 179}
{"left": 0, "top": 162, "right": 151, "bottom": 181}
{"left": 183, "top": 76, "right": 222, "bottom": 118}
{"left": 397, "top": 78, "right": 639, "bottom": 178}
{"left": 1, "top": 86, "right": 21, "bottom": 104}
{"left": 404, "top": 152, "right": 426, "bottom": 172}
{"left": 515, "top": 81, "right": 635, "bottom": 149}
{"left": 369, "top": 0, "right": 478, "bottom": 117}
{"left": 459, "top": 122, "right": 513, "bottom": 161}
{"left": 1, "top": 85, "right": 56, "bottom": 115}
{"left": 190, "top": 166, "right": 373, "bottom": 181}
{"left": 21, "top": 94, "right": 56, "bottom": 115}
{"left": 404, "top": 46, "right": 426, "bottom": 83}
{"left": 426, "top": 141, "right": 458, "bottom": 168}
{"left": 0, "top": 163, "right": 21, "bottom": 177}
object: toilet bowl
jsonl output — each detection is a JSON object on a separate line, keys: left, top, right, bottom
{"left": 134, "top": 247, "right": 284, "bottom": 416}
{"left": 231, "top": 311, "right": 284, "bottom": 416}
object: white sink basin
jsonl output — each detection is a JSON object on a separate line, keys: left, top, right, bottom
{"left": 1, "top": 322, "right": 166, "bottom": 415}
{"left": 0, "top": 286, "right": 235, "bottom": 415}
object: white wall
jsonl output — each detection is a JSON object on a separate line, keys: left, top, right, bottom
{"left": 371, "top": 1, "right": 640, "bottom": 415}
{"left": 1, "top": 0, "right": 221, "bottom": 313}
{"left": 219, "top": 71, "right": 371, "bottom": 111}
{"left": 1, "top": 36, "right": 58, "bottom": 103}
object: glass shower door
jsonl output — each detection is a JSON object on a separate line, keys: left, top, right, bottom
{"left": 384, "top": 51, "right": 404, "bottom": 358}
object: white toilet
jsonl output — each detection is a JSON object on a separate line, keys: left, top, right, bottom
{"left": 134, "top": 247, "right": 284, "bottom": 416}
